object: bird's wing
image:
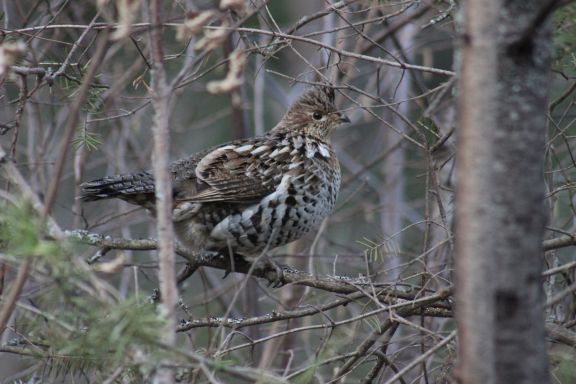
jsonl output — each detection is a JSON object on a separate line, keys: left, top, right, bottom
{"left": 172, "top": 137, "right": 290, "bottom": 204}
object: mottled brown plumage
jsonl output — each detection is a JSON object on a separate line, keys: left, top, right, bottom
{"left": 81, "top": 86, "right": 349, "bottom": 257}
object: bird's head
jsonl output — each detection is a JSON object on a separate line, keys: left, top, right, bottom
{"left": 274, "top": 86, "right": 350, "bottom": 139}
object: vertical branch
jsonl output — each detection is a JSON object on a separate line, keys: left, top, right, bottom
{"left": 149, "top": 1, "right": 177, "bottom": 383}
{"left": 456, "top": 4, "right": 502, "bottom": 379}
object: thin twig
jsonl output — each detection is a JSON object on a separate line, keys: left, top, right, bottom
{"left": 383, "top": 331, "right": 456, "bottom": 384}
{"left": 206, "top": 26, "right": 455, "bottom": 77}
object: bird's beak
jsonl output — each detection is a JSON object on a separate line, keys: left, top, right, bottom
{"left": 338, "top": 112, "right": 351, "bottom": 124}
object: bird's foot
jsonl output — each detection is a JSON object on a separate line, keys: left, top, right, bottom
{"left": 261, "top": 256, "right": 286, "bottom": 288}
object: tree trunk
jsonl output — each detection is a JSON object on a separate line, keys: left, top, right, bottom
{"left": 455, "top": 1, "right": 553, "bottom": 383}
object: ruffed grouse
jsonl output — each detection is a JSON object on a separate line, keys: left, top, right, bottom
{"left": 81, "top": 86, "right": 349, "bottom": 259}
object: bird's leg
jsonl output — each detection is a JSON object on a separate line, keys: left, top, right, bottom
{"left": 221, "top": 251, "right": 250, "bottom": 279}
{"left": 176, "top": 262, "right": 199, "bottom": 286}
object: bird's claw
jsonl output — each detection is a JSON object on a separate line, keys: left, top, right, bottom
{"left": 262, "top": 257, "right": 286, "bottom": 288}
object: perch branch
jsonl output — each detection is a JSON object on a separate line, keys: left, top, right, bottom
{"left": 65, "top": 230, "right": 453, "bottom": 304}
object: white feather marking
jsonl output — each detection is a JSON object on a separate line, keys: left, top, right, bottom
{"left": 293, "top": 136, "right": 304, "bottom": 148}
{"left": 269, "top": 148, "right": 281, "bottom": 158}
{"left": 211, "top": 217, "right": 231, "bottom": 238}
{"left": 318, "top": 143, "right": 330, "bottom": 158}
{"left": 277, "top": 174, "right": 292, "bottom": 192}
{"left": 288, "top": 161, "right": 302, "bottom": 170}
{"left": 234, "top": 144, "right": 254, "bottom": 153}
{"left": 293, "top": 173, "right": 306, "bottom": 181}
{"left": 306, "top": 147, "right": 316, "bottom": 159}
{"left": 251, "top": 145, "right": 269, "bottom": 155}
{"left": 241, "top": 208, "right": 256, "bottom": 221}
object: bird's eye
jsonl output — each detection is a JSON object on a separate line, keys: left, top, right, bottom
{"left": 312, "top": 111, "right": 323, "bottom": 120}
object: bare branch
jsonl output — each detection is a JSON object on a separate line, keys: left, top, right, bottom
{"left": 149, "top": 1, "right": 178, "bottom": 382}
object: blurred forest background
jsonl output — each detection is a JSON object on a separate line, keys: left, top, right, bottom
{"left": 0, "top": 0, "right": 575, "bottom": 383}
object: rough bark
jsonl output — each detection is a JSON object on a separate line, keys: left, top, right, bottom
{"left": 455, "top": 1, "right": 553, "bottom": 383}
{"left": 149, "top": 1, "right": 177, "bottom": 383}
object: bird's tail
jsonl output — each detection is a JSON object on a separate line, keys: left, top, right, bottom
{"left": 80, "top": 172, "right": 156, "bottom": 207}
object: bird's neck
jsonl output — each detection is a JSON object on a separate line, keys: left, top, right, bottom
{"left": 268, "top": 123, "right": 332, "bottom": 143}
